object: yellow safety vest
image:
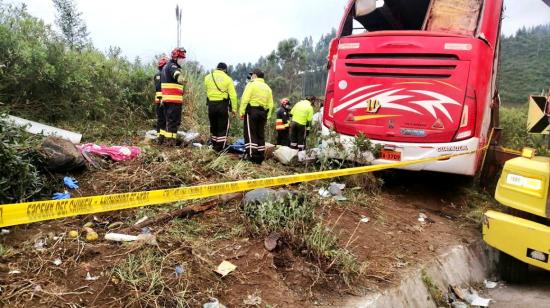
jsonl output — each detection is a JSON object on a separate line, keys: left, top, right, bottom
{"left": 290, "top": 100, "right": 314, "bottom": 126}
{"left": 204, "top": 70, "right": 238, "bottom": 112}
{"left": 239, "top": 78, "right": 274, "bottom": 119}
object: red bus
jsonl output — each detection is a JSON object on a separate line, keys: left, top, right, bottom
{"left": 322, "top": 0, "right": 503, "bottom": 175}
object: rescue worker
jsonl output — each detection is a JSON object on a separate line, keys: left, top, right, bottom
{"left": 160, "top": 47, "right": 188, "bottom": 146}
{"left": 275, "top": 98, "right": 291, "bottom": 146}
{"left": 239, "top": 69, "right": 274, "bottom": 164}
{"left": 154, "top": 56, "right": 169, "bottom": 144}
{"left": 204, "top": 62, "right": 238, "bottom": 152}
{"left": 289, "top": 97, "right": 314, "bottom": 151}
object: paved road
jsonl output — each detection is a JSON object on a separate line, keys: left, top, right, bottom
{"left": 484, "top": 268, "right": 550, "bottom": 307}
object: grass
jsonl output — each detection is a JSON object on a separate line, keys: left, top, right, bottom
{"left": 113, "top": 247, "right": 192, "bottom": 307}
{"left": 421, "top": 270, "right": 446, "bottom": 307}
{"left": 243, "top": 196, "right": 363, "bottom": 286}
{"left": 461, "top": 186, "right": 498, "bottom": 225}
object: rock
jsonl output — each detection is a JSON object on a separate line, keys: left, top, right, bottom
{"left": 264, "top": 232, "right": 281, "bottom": 251}
{"left": 273, "top": 146, "right": 299, "bottom": 165}
{"left": 39, "top": 137, "right": 85, "bottom": 172}
{"left": 242, "top": 188, "right": 295, "bottom": 206}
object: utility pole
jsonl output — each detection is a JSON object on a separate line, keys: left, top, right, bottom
{"left": 175, "top": 4, "right": 182, "bottom": 47}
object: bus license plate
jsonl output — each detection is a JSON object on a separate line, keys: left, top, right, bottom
{"left": 381, "top": 149, "right": 401, "bottom": 161}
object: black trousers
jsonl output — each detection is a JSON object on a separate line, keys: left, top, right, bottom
{"left": 290, "top": 122, "right": 306, "bottom": 151}
{"left": 276, "top": 129, "right": 290, "bottom": 147}
{"left": 244, "top": 106, "right": 267, "bottom": 164}
{"left": 208, "top": 99, "right": 230, "bottom": 152}
{"left": 155, "top": 104, "right": 166, "bottom": 134}
{"left": 164, "top": 103, "right": 182, "bottom": 138}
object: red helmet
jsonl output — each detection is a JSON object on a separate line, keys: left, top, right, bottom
{"left": 158, "top": 57, "right": 168, "bottom": 69}
{"left": 171, "top": 47, "right": 187, "bottom": 60}
{"left": 280, "top": 98, "right": 290, "bottom": 106}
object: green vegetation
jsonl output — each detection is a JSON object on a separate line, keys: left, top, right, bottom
{"left": 243, "top": 197, "right": 363, "bottom": 285}
{"left": 0, "top": 114, "right": 44, "bottom": 203}
{"left": 421, "top": 270, "right": 446, "bottom": 307}
{"left": 500, "top": 105, "right": 548, "bottom": 154}
{"left": 499, "top": 24, "right": 550, "bottom": 105}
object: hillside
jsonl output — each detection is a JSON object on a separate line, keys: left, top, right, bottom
{"left": 499, "top": 24, "right": 550, "bottom": 104}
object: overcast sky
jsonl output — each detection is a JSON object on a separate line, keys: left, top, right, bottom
{"left": 9, "top": 0, "right": 550, "bottom": 68}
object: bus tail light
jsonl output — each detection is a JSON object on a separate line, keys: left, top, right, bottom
{"left": 454, "top": 91, "right": 477, "bottom": 141}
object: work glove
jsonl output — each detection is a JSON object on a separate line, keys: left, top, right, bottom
{"left": 64, "top": 176, "right": 79, "bottom": 189}
{"left": 52, "top": 191, "right": 71, "bottom": 200}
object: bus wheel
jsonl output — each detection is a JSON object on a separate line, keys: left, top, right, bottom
{"left": 498, "top": 251, "right": 528, "bottom": 283}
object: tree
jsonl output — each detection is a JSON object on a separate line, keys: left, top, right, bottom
{"left": 52, "top": 0, "right": 89, "bottom": 50}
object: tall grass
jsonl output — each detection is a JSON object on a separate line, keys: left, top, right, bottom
{"left": 500, "top": 105, "right": 548, "bottom": 154}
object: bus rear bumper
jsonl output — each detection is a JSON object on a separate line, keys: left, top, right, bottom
{"left": 320, "top": 125, "right": 480, "bottom": 176}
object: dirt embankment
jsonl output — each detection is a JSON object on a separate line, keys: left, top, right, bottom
{"left": 0, "top": 147, "right": 485, "bottom": 307}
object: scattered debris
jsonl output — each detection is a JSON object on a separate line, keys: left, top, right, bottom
{"left": 105, "top": 233, "right": 138, "bottom": 242}
{"left": 175, "top": 265, "right": 185, "bottom": 275}
{"left": 451, "top": 286, "right": 492, "bottom": 307}
{"left": 418, "top": 213, "right": 435, "bottom": 224}
{"left": 104, "top": 233, "right": 158, "bottom": 245}
{"left": 273, "top": 146, "right": 299, "bottom": 165}
{"left": 360, "top": 216, "right": 370, "bottom": 223}
{"left": 144, "top": 130, "right": 158, "bottom": 140}
{"left": 85, "top": 272, "right": 99, "bottom": 281}
{"left": 228, "top": 139, "right": 245, "bottom": 154}
{"left": 6, "top": 115, "right": 82, "bottom": 143}
{"left": 63, "top": 176, "right": 79, "bottom": 189}
{"left": 179, "top": 131, "right": 200, "bottom": 143}
{"left": 264, "top": 232, "right": 281, "bottom": 251}
{"left": 34, "top": 239, "right": 46, "bottom": 250}
{"left": 84, "top": 227, "right": 99, "bottom": 242}
{"left": 298, "top": 148, "right": 321, "bottom": 163}
{"left": 484, "top": 280, "right": 498, "bottom": 289}
{"left": 8, "top": 270, "right": 21, "bottom": 275}
{"left": 68, "top": 230, "right": 79, "bottom": 238}
{"left": 52, "top": 191, "right": 71, "bottom": 200}
{"left": 215, "top": 261, "right": 237, "bottom": 277}
{"left": 40, "top": 137, "right": 85, "bottom": 172}
{"left": 243, "top": 294, "right": 263, "bottom": 306}
{"left": 107, "top": 222, "right": 124, "bottom": 230}
{"left": 192, "top": 143, "right": 203, "bottom": 148}
{"left": 79, "top": 143, "right": 141, "bottom": 161}
{"left": 1, "top": 229, "right": 10, "bottom": 235}
{"left": 53, "top": 258, "right": 62, "bottom": 266}
{"left": 318, "top": 188, "right": 331, "bottom": 198}
{"left": 203, "top": 298, "right": 226, "bottom": 308}
{"left": 134, "top": 216, "right": 149, "bottom": 226}
{"left": 319, "top": 183, "right": 347, "bottom": 201}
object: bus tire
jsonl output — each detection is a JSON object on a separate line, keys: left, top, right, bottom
{"left": 498, "top": 251, "right": 528, "bottom": 283}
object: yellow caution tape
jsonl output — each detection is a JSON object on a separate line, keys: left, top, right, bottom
{"left": 0, "top": 148, "right": 484, "bottom": 228}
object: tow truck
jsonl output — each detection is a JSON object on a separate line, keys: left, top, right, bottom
{"left": 483, "top": 93, "right": 550, "bottom": 282}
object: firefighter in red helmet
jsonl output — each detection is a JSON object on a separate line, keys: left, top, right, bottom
{"left": 154, "top": 56, "right": 169, "bottom": 144}
{"left": 160, "top": 47, "right": 188, "bottom": 146}
{"left": 275, "top": 98, "right": 291, "bottom": 146}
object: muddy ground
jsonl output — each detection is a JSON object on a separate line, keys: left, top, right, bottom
{"left": 0, "top": 146, "right": 486, "bottom": 307}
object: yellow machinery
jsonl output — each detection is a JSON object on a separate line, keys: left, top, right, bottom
{"left": 483, "top": 94, "right": 550, "bottom": 282}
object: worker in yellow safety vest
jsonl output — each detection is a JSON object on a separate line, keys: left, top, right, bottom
{"left": 154, "top": 56, "right": 168, "bottom": 144}
{"left": 160, "top": 47, "right": 188, "bottom": 146}
{"left": 239, "top": 69, "right": 274, "bottom": 164}
{"left": 289, "top": 97, "right": 314, "bottom": 151}
{"left": 204, "top": 62, "right": 238, "bottom": 152}
{"left": 275, "top": 98, "right": 291, "bottom": 147}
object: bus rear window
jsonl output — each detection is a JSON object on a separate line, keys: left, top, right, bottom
{"left": 342, "top": 0, "right": 483, "bottom": 36}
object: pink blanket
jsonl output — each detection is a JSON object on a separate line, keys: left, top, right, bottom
{"left": 79, "top": 143, "right": 141, "bottom": 161}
